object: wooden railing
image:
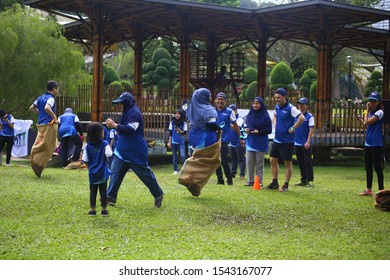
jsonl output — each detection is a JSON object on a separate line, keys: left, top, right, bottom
{"left": 57, "top": 86, "right": 374, "bottom": 147}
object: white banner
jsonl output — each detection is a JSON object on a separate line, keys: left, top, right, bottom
{"left": 11, "top": 119, "right": 33, "bottom": 158}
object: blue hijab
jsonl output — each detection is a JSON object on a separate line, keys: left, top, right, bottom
{"left": 187, "top": 88, "right": 217, "bottom": 129}
{"left": 246, "top": 96, "right": 272, "bottom": 132}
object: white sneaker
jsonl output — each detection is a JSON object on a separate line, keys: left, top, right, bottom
{"left": 173, "top": 171, "right": 179, "bottom": 175}
{"left": 5, "top": 163, "right": 11, "bottom": 167}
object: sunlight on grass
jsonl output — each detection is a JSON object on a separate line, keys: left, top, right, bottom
{"left": 0, "top": 160, "right": 389, "bottom": 260}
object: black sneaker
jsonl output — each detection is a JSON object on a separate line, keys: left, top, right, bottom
{"left": 154, "top": 194, "right": 164, "bottom": 208}
{"left": 101, "top": 210, "right": 108, "bottom": 217}
{"left": 264, "top": 183, "right": 279, "bottom": 190}
{"left": 217, "top": 181, "right": 225, "bottom": 185}
{"left": 227, "top": 181, "right": 233, "bottom": 186}
{"left": 244, "top": 182, "right": 254, "bottom": 187}
{"left": 294, "top": 181, "right": 308, "bottom": 186}
{"left": 88, "top": 210, "right": 96, "bottom": 216}
{"left": 107, "top": 197, "right": 116, "bottom": 206}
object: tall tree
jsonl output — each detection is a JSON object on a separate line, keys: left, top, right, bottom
{"left": 0, "top": 5, "right": 89, "bottom": 118}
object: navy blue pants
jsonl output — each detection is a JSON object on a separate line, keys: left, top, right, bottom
{"left": 106, "top": 155, "right": 164, "bottom": 202}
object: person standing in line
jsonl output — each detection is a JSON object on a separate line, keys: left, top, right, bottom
{"left": 228, "top": 104, "right": 246, "bottom": 180}
{"left": 29, "top": 80, "right": 59, "bottom": 177}
{"left": 243, "top": 97, "right": 272, "bottom": 187}
{"left": 0, "top": 109, "right": 15, "bottom": 166}
{"left": 293, "top": 97, "right": 315, "bottom": 187}
{"left": 355, "top": 91, "right": 385, "bottom": 196}
{"left": 105, "top": 92, "right": 164, "bottom": 208}
{"left": 264, "top": 88, "right": 305, "bottom": 192}
{"left": 82, "top": 122, "right": 112, "bottom": 216}
{"left": 215, "top": 92, "right": 240, "bottom": 185}
{"left": 58, "top": 108, "right": 83, "bottom": 168}
{"left": 167, "top": 109, "right": 188, "bottom": 175}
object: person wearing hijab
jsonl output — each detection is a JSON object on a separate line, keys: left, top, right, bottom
{"left": 167, "top": 109, "right": 188, "bottom": 175}
{"left": 58, "top": 108, "right": 83, "bottom": 168}
{"left": 178, "top": 88, "right": 222, "bottom": 196}
{"left": 187, "top": 88, "right": 221, "bottom": 149}
{"left": 0, "top": 109, "right": 15, "bottom": 166}
{"left": 104, "top": 91, "right": 164, "bottom": 208}
{"left": 243, "top": 97, "right": 272, "bottom": 187}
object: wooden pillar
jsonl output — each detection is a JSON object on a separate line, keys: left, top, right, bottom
{"left": 315, "top": 44, "right": 332, "bottom": 128}
{"left": 383, "top": 38, "right": 390, "bottom": 99}
{"left": 256, "top": 38, "right": 268, "bottom": 98}
{"left": 179, "top": 38, "right": 190, "bottom": 100}
{"left": 206, "top": 34, "right": 218, "bottom": 97}
{"left": 133, "top": 25, "right": 144, "bottom": 98}
{"left": 91, "top": 7, "right": 104, "bottom": 123}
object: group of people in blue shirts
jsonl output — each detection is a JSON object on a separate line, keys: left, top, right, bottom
{"left": 168, "top": 87, "right": 317, "bottom": 193}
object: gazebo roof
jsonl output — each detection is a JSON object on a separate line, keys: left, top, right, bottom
{"left": 24, "top": 0, "right": 390, "bottom": 51}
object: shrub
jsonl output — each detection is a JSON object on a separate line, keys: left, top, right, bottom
{"left": 104, "top": 65, "right": 120, "bottom": 85}
{"left": 269, "top": 61, "right": 294, "bottom": 90}
{"left": 243, "top": 67, "right": 257, "bottom": 84}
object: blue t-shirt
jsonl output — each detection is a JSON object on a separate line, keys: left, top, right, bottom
{"left": 83, "top": 140, "right": 112, "bottom": 185}
{"left": 365, "top": 110, "right": 384, "bottom": 147}
{"left": 0, "top": 114, "right": 15, "bottom": 137}
{"left": 294, "top": 111, "right": 314, "bottom": 146}
{"left": 216, "top": 106, "right": 236, "bottom": 143}
{"left": 229, "top": 115, "right": 245, "bottom": 148}
{"left": 58, "top": 113, "right": 79, "bottom": 139}
{"left": 33, "top": 92, "right": 56, "bottom": 125}
{"left": 169, "top": 121, "right": 188, "bottom": 145}
{"left": 274, "top": 102, "right": 301, "bottom": 144}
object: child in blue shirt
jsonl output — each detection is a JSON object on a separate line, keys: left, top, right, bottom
{"left": 82, "top": 122, "right": 113, "bottom": 216}
{"left": 167, "top": 109, "right": 188, "bottom": 175}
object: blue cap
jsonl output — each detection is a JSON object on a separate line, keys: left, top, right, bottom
{"left": 297, "top": 97, "right": 308, "bottom": 104}
{"left": 113, "top": 92, "right": 134, "bottom": 104}
{"left": 275, "top": 88, "right": 287, "bottom": 96}
{"left": 229, "top": 104, "right": 237, "bottom": 110}
{"left": 216, "top": 92, "right": 226, "bottom": 99}
{"left": 368, "top": 91, "right": 381, "bottom": 101}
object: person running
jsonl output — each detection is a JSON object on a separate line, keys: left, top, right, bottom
{"left": 105, "top": 92, "right": 164, "bottom": 208}
{"left": 82, "top": 122, "right": 112, "bottom": 216}
{"left": 265, "top": 87, "right": 305, "bottom": 192}
{"left": 355, "top": 91, "right": 385, "bottom": 196}
{"left": 294, "top": 97, "right": 315, "bottom": 187}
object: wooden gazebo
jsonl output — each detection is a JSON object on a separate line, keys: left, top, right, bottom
{"left": 24, "top": 0, "right": 390, "bottom": 130}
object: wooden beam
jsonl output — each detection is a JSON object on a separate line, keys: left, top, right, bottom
{"left": 133, "top": 24, "right": 144, "bottom": 98}
{"left": 383, "top": 38, "right": 390, "bottom": 100}
{"left": 91, "top": 6, "right": 104, "bottom": 123}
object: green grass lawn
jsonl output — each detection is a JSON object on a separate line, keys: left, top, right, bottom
{"left": 1, "top": 158, "right": 389, "bottom": 260}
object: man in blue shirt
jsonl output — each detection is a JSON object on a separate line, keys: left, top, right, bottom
{"left": 265, "top": 88, "right": 305, "bottom": 192}
{"left": 293, "top": 98, "right": 315, "bottom": 187}
{"left": 228, "top": 104, "right": 246, "bottom": 179}
{"left": 29, "top": 80, "right": 59, "bottom": 177}
{"left": 215, "top": 92, "right": 240, "bottom": 185}
{"left": 105, "top": 92, "right": 164, "bottom": 208}
{"left": 58, "top": 108, "right": 83, "bottom": 168}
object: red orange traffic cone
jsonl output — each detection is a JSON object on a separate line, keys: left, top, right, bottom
{"left": 252, "top": 175, "right": 261, "bottom": 190}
